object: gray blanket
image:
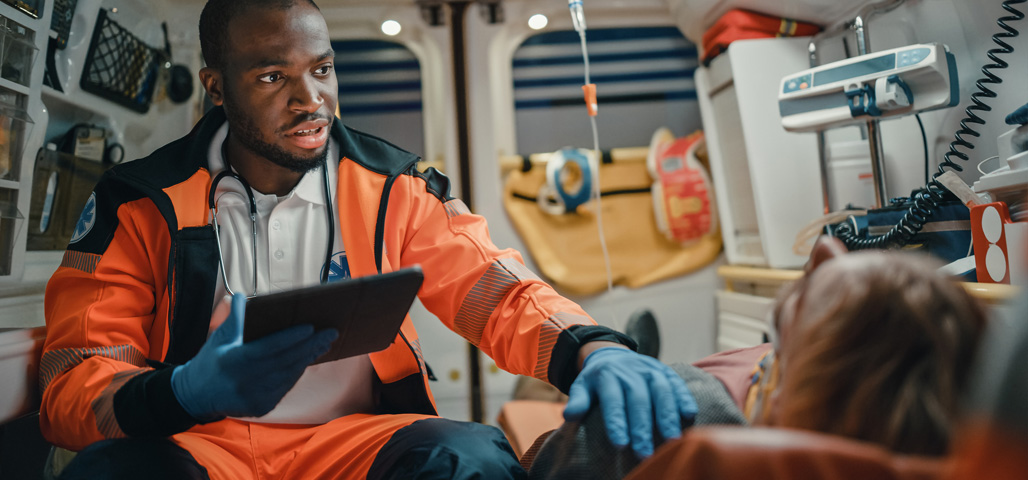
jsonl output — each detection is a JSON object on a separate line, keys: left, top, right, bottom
{"left": 527, "top": 363, "right": 747, "bottom": 479}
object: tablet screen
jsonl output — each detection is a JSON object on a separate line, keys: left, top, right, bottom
{"left": 243, "top": 266, "right": 423, "bottom": 365}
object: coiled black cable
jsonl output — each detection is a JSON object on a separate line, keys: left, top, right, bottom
{"left": 835, "top": 0, "right": 1026, "bottom": 249}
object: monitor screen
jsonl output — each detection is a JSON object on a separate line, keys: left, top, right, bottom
{"left": 814, "top": 53, "right": 896, "bottom": 86}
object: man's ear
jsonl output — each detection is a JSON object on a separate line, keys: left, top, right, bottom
{"left": 804, "top": 235, "right": 848, "bottom": 275}
{"left": 199, "top": 67, "right": 224, "bottom": 106}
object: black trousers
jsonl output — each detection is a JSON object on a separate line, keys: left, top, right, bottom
{"left": 60, "top": 417, "right": 526, "bottom": 480}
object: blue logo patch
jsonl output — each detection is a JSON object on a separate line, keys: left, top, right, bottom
{"left": 70, "top": 193, "right": 97, "bottom": 244}
{"left": 323, "top": 251, "right": 350, "bottom": 282}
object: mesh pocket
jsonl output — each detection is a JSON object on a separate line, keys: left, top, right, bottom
{"left": 80, "top": 8, "right": 163, "bottom": 114}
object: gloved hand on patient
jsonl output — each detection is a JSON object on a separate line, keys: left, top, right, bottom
{"left": 564, "top": 347, "right": 698, "bottom": 458}
{"left": 170, "top": 293, "right": 339, "bottom": 422}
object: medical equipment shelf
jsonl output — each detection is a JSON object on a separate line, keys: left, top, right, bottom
{"left": 961, "top": 281, "right": 1020, "bottom": 305}
{"left": 718, "top": 265, "right": 801, "bottom": 290}
{"left": 669, "top": 0, "right": 874, "bottom": 45}
{"left": 719, "top": 264, "right": 1019, "bottom": 303}
{"left": 716, "top": 264, "right": 1021, "bottom": 351}
{"left": 0, "top": 77, "right": 31, "bottom": 96}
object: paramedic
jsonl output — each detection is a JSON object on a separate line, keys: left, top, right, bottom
{"left": 40, "top": 0, "right": 696, "bottom": 478}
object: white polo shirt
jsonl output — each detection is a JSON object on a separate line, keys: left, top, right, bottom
{"left": 206, "top": 124, "right": 375, "bottom": 424}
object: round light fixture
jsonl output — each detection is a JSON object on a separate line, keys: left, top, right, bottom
{"left": 382, "top": 20, "right": 402, "bottom": 36}
{"left": 528, "top": 14, "right": 548, "bottom": 30}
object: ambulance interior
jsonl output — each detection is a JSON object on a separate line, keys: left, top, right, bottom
{"left": 0, "top": 0, "right": 1025, "bottom": 477}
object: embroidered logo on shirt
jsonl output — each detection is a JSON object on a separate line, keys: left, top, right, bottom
{"left": 70, "top": 193, "right": 97, "bottom": 244}
{"left": 323, "top": 251, "right": 350, "bottom": 282}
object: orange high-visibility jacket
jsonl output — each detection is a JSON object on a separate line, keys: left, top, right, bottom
{"left": 40, "top": 107, "right": 631, "bottom": 451}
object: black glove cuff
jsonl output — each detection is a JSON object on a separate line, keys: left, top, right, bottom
{"left": 548, "top": 324, "right": 638, "bottom": 395}
{"left": 113, "top": 364, "right": 200, "bottom": 437}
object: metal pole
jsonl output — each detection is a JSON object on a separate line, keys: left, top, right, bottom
{"left": 446, "top": 0, "right": 485, "bottom": 424}
{"left": 809, "top": 40, "right": 832, "bottom": 214}
{"left": 854, "top": 15, "right": 889, "bottom": 208}
{"left": 805, "top": 0, "right": 905, "bottom": 211}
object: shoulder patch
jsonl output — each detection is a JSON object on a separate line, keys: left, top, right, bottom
{"left": 70, "top": 193, "right": 97, "bottom": 244}
{"left": 68, "top": 174, "right": 148, "bottom": 256}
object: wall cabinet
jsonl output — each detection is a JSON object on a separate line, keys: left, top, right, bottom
{"left": 0, "top": 1, "right": 48, "bottom": 280}
{"left": 0, "top": 0, "right": 202, "bottom": 330}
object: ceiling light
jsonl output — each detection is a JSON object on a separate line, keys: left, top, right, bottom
{"left": 382, "top": 20, "right": 402, "bottom": 36}
{"left": 528, "top": 14, "right": 548, "bottom": 30}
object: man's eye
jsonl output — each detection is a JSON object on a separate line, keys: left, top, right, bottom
{"left": 259, "top": 73, "right": 282, "bottom": 83}
{"left": 315, "top": 65, "right": 333, "bottom": 75}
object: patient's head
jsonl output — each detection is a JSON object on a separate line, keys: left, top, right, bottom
{"left": 769, "top": 238, "right": 988, "bottom": 455}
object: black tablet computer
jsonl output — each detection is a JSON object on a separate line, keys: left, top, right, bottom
{"left": 243, "top": 266, "right": 423, "bottom": 365}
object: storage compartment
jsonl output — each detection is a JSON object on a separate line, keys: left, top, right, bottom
{"left": 715, "top": 290, "right": 774, "bottom": 351}
{"left": 717, "top": 312, "right": 769, "bottom": 351}
{"left": 668, "top": 0, "right": 869, "bottom": 44}
{"left": 0, "top": 189, "right": 22, "bottom": 276}
{"left": 0, "top": 88, "right": 31, "bottom": 181}
{"left": 0, "top": 14, "right": 36, "bottom": 86}
{"left": 716, "top": 289, "right": 776, "bottom": 318}
{"left": 706, "top": 78, "right": 763, "bottom": 261}
{"left": 27, "top": 147, "right": 107, "bottom": 250}
{"left": 695, "top": 37, "right": 825, "bottom": 268}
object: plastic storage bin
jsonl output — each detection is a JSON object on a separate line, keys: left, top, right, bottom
{"left": 0, "top": 191, "right": 22, "bottom": 276}
{"left": 27, "top": 147, "right": 108, "bottom": 250}
{"left": 0, "top": 92, "right": 32, "bottom": 181}
{"left": 0, "top": 15, "right": 36, "bottom": 87}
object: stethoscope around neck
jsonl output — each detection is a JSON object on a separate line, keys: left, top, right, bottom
{"left": 207, "top": 157, "right": 335, "bottom": 298}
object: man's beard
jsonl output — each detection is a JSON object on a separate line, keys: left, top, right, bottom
{"left": 223, "top": 101, "right": 329, "bottom": 174}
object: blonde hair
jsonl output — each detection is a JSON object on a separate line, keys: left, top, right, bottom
{"left": 773, "top": 252, "right": 987, "bottom": 455}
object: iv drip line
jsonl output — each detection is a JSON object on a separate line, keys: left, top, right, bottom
{"left": 569, "top": 0, "right": 616, "bottom": 324}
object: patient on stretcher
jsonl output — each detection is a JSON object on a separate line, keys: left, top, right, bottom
{"left": 746, "top": 236, "right": 988, "bottom": 455}
{"left": 526, "top": 236, "right": 988, "bottom": 478}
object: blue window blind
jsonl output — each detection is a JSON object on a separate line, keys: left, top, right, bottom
{"left": 513, "top": 27, "right": 702, "bottom": 154}
{"left": 332, "top": 39, "right": 424, "bottom": 155}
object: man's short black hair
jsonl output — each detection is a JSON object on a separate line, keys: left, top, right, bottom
{"left": 199, "top": 0, "right": 320, "bottom": 70}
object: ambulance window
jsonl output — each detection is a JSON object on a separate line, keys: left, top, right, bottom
{"left": 512, "top": 27, "right": 701, "bottom": 153}
{"left": 332, "top": 39, "right": 424, "bottom": 157}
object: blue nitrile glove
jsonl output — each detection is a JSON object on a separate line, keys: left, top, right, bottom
{"left": 563, "top": 347, "right": 698, "bottom": 458}
{"left": 170, "top": 293, "right": 339, "bottom": 422}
